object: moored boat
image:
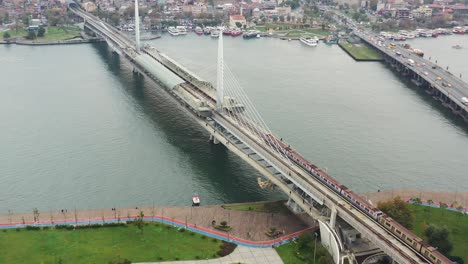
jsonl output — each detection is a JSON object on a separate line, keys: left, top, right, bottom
{"left": 192, "top": 194, "right": 200, "bottom": 206}
{"left": 194, "top": 26, "right": 203, "bottom": 35}
{"left": 167, "top": 26, "right": 179, "bottom": 36}
{"left": 230, "top": 29, "right": 242, "bottom": 36}
{"left": 243, "top": 30, "right": 258, "bottom": 39}
{"left": 210, "top": 29, "right": 220, "bottom": 38}
{"left": 176, "top": 26, "right": 187, "bottom": 35}
{"left": 299, "top": 36, "right": 318, "bottom": 47}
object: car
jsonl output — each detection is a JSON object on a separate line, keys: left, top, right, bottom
{"left": 447, "top": 83, "right": 452, "bottom": 87}
{"left": 436, "top": 77, "right": 442, "bottom": 81}
{"left": 424, "top": 72, "right": 428, "bottom": 75}
{"left": 432, "top": 65, "right": 437, "bottom": 69}
{"left": 442, "top": 82, "right": 447, "bottom": 87}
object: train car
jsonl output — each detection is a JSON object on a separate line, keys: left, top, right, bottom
{"left": 379, "top": 215, "right": 455, "bottom": 264}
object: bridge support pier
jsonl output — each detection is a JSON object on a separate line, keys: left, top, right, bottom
{"left": 209, "top": 134, "right": 220, "bottom": 144}
{"left": 287, "top": 197, "right": 304, "bottom": 213}
{"left": 330, "top": 206, "right": 337, "bottom": 228}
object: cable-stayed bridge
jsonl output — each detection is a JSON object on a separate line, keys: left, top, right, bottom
{"left": 69, "top": 4, "right": 454, "bottom": 264}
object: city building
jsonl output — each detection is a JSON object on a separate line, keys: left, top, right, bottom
{"left": 229, "top": 14, "right": 246, "bottom": 27}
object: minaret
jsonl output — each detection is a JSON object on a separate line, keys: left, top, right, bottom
{"left": 216, "top": 28, "right": 224, "bottom": 112}
{"left": 135, "top": 0, "right": 141, "bottom": 52}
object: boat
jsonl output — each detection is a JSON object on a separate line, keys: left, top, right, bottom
{"left": 324, "top": 35, "right": 338, "bottom": 44}
{"left": 194, "top": 26, "right": 203, "bottom": 35}
{"left": 299, "top": 36, "right": 318, "bottom": 47}
{"left": 203, "top": 26, "right": 213, "bottom": 35}
{"left": 167, "top": 26, "right": 179, "bottom": 36}
{"left": 210, "top": 29, "right": 220, "bottom": 38}
{"left": 230, "top": 29, "right": 242, "bottom": 37}
{"left": 452, "top": 26, "right": 464, "bottom": 35}
{"left": 176, "top": 26, "right": 187, "bottom": 35}
{"left": 140, "top": 35, "right": 161, "bottom": 40}
{"left": 243, "top": 30, "right": 258, "bottom": 39}
{"left": 223, "top": 28, "right": 232, "bottom": 35}
{"left": 452, "top": 45, "right": 462, "bottom": 49}
{"left": 192, "top": 194, "right": 200, "bottom": 206}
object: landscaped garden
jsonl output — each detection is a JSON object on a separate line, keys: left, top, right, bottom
{"left": 0, "top": 221, "right": 234, "bottom": 263}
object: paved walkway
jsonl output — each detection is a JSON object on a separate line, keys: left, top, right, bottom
{"left": 363, "top": 189, "right": 468, "bottom": 210}
{"left": 136, "top": 245, "right": 283, "bottom": 264}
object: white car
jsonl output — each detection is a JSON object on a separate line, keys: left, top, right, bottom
{"left": 424, "top": 72, "right": 428, "bottom": 75}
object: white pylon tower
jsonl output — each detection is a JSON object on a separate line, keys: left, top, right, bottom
{"left": 134, "top": 0, "right": 141, "bottom": 52}
{"left": 216, "top": 28, "right": 224, "bottom": 112}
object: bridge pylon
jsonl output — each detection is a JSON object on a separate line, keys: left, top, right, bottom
{"left": 216, "top": 27, "right": 224, "bottom": 112}
{"left": 134, "top": 0, "right": 141, "bottom": 52}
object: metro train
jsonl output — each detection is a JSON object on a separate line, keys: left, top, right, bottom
{"left": 262, "top": 134, "right": 455, "bottom": 264}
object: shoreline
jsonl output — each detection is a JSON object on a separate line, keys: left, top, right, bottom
{"left": 363, "top": 189, "right": 468, "bottom": 210}
{"left": 0, "top": 37, "right": 105, "bottom": 46}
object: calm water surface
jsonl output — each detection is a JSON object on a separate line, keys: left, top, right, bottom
{"left": 0, "top": 34, "right": 467, "bottom": 213}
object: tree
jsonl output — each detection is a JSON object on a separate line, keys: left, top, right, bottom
{"left": 3, "top": 31, "right": 10, "bottom": 39}
{"left": 235, "top": 22, "right": 242, "bottom": 28}
{"left": 33, "top": 208, "right": 40, "bottom": 222}
{"left": 378, "top": 197, "right": 415, "bottom": 229}
{"left": 37, "top": 27, "right": 45, "bottom": 37}
{"left": 135, "top": 210, "right": 144, "bottom": 234}
{"left": 424, "top": 224, "right": 453, "bottom": 256}
{"left": 26, "top": 31, "right": 36, "bottom": 40}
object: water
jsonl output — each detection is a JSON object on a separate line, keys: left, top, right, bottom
{"left": 0, "top": 34, "right": 467, "bottom": 213}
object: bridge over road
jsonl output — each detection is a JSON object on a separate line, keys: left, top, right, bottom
{"left": 70, "top": 5, "right": 454, "bottom": 264}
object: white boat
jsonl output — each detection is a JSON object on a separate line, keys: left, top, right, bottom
{"left": 299, "top": 36, "right": 318, "bottom": 47}
{"left": 192, "top": 194, "right": 200, "bottom": 206}
{"left": 194, "top": 26, "right": 203, "bottom": 35}
{"left": 210, "top": 29, "right": 220, "bottom": 38}
{"left": 167, "top": 26, "right": 179, "bottom": 36}
{"left": 176, "top": 26, "right": 187, "bottom": 35}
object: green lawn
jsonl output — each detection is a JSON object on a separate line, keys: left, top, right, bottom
{"left": 1, "top": 26, "right": 81, "bottom": 42}
{"left": 0, "top": 223, "right": 222, "bottom": 263}
{"left": 339, "top": 43, "right": 382, "bottom": 61}
{"left": 222, "top": 201, "right": 290, "bottom": 214}
{"left": 275, "top": 234, "right": 331, "bottom": 264}
{"left": 409, "top": 204, "right": 468, "bottom": 261}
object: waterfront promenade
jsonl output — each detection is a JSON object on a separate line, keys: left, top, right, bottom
{"left": 0, "top": 202, "right": 313, "bottom": 246}
{"left": 364, "top": 189, "right": 468, "bottom": 210}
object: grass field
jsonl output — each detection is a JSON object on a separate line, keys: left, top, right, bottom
{"left": 275, "top": 235, "right": 331, "bottom": 264}
{"left": 0, "top": 223, "right": 222, "bottom": 263}
{"left": 409, "top": 204, "right": 468, "bottom": 262}
{"left": 222, "top": 201, "right": 291, "bottom": 214}
{"left": 339, "top": 43, "right": 382, "bottom": 61}
{"left": 1, "top": 26, "right": 81, "bottom": 42}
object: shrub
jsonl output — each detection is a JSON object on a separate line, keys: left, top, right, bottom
{"left": 220, "top": 221, "right": 228, "bottom": 227}
{"left": 201, "top": 235, "right": 207, "bottom": 239}
{"left": 212, "top": 238, "right": 217, "bottom": 242}
{"left": 217, "top": 242, "right": 237, "bottom": 257}
{"left": 195, "top": 256, "right": 201, "bottom": 259}
{"left": 25, "top": 225, "right": 41, "bottom": 231}
{"left": 189, "top": 232, "right": 195, "bottom": 236}
{"left": 158, "top": 257, "right": 163, "bottom": 260}
{"left": 16, "top": 228, "right": 20, "bottom": 232}
{"left": 178, "top": 228, "right": 185, "bottom": 232}
{"left": 175, "top": 257, "right": 179, "bottom": 260}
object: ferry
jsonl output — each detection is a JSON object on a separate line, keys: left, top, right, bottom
{"left": 299, "top": 36, "right": 318, "bottom": 47}
{"left": 176, "top": 26, "right": 187, "bottom": 35}
{"left": 194, "top": 26, "right": 203, "bottom": 35}
{"left": 167, "top": 26, "right": 179, "bottom": 36}
{"left": 192, "top": 194, "right": 200, "bottom": 206}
